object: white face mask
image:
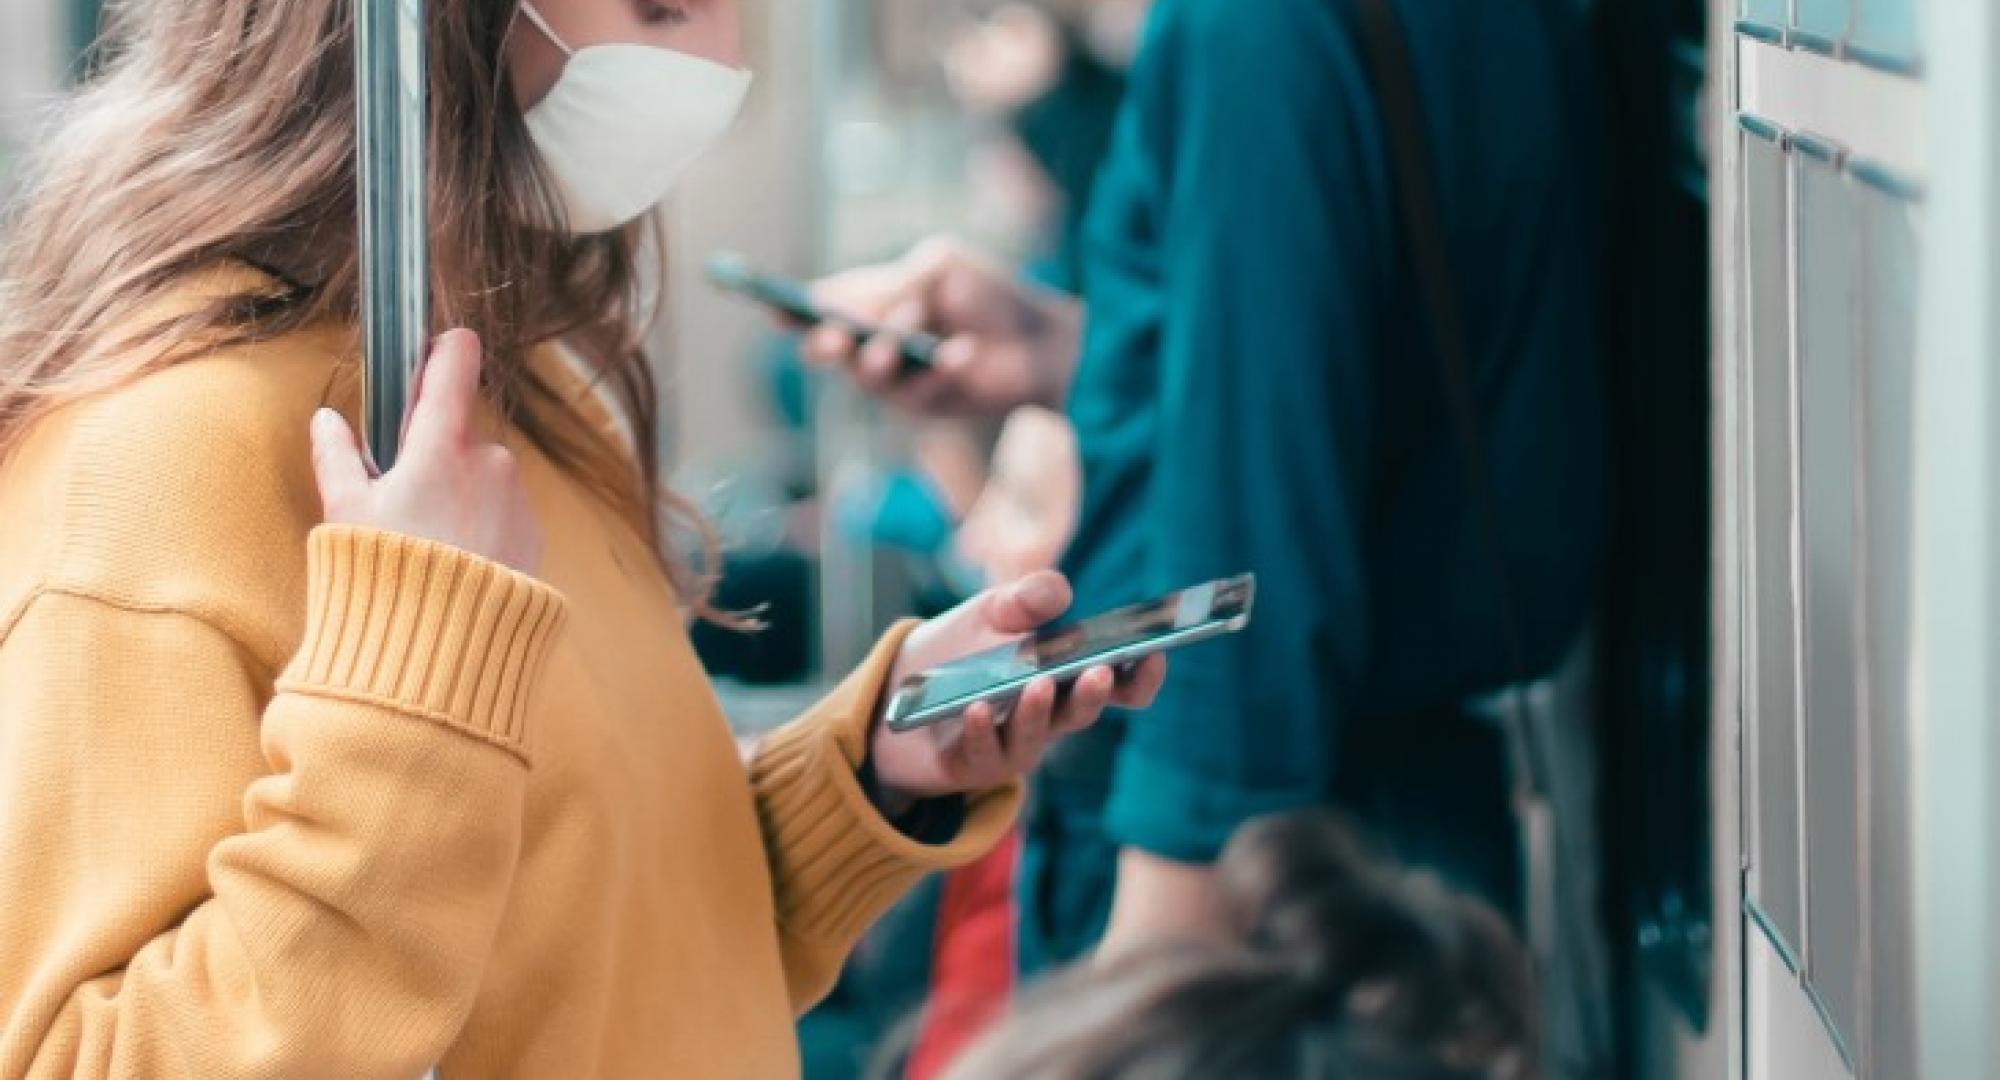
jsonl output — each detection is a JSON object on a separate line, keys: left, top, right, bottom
{"left": 519, "top": 2, "right": 753, "bottom": 234}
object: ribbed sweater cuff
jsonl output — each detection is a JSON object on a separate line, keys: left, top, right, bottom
{"left": 751, "top": 621, "right": 1022, "bottom": 945}
{"left": 277, "top": 526, "right": 568, "bottom": 763}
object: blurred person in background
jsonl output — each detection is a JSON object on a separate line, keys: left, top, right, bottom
{"left": 747, "top": 11, "right": 1136, "bottom": 1070}
{"left": 839, "top": 10, "right": 1127, "bottom": 1071}
{"left": 941, "top": 809, "right": 1536, "bottom": 1080}
{"left": 805, "top": 0, "right": 1606, "bottom": 977}
{"left": 944, "top": 1, "right": 1138, "bottom": 292}
{"left": 0, "top": 0, "right": 1171, "bottom": 1074}
{"left": 850, "top": 0, "right": 1136, "bottom": 613}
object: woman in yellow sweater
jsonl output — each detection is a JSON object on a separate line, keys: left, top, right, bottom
{"left": 0, "top": 0, "right": 1163, "bottom": 1075}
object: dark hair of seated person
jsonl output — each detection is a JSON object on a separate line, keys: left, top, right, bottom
{"left": 941, "top": 810, "right": 1537, "bottom": 1080}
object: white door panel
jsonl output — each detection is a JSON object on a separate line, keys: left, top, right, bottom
{"left": 1748, "top": 931, "right": 1852, "bottom": 1080}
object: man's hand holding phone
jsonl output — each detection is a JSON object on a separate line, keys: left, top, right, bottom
{"left": 799, "top": 237, "right": 1084, "bottom": 417}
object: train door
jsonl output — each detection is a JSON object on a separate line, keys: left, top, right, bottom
{"left": 1712, "top": 0, "right": 2000, "bottom": 1075}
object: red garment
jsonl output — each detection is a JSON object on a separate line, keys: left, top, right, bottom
{"left": 906, "top": 829, "right": 1022, "bottom": 1079}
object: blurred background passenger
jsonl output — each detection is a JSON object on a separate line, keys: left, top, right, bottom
{"left": 767, "top": 7, "right": 1142, "bottom": 1074}
{"left": 694, "top": 0, "right": 1129, "bottom": 687}
{"left": 940, "top": 810, "right": 1537, "bottom": 1080}
{"left": 943, "top": 1, "right": 1134, "bottom": 293}
{"left": 806, "top": 0, "right": 1608, "bottom": 984}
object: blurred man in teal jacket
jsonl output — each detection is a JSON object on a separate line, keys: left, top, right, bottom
{"left": 806, "top": 0, "right": 1606, "bottom": 969}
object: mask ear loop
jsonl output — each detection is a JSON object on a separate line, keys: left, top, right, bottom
{"left": 518, "top": 2, "right": 576, "bottom": 57}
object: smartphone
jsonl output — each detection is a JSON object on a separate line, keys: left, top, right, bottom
{"left": 704, "top": 251, "right": 937, "bottom": 374}
{"left": 882, "top": 574, "right": 1257, "bottom": 733}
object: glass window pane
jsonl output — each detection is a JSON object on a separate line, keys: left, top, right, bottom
{"left": 1860, "top": 178, "right": 1922, "bottom": 1080}
{"left": 1742, "top": 0, "right": 1788, "bottom": 31}
{"left": 1853, "top": 0, "right": 1921, "bottom": 70}
{"left": 1742, "top": 123, "right": 1804, "bottom": 953}
{"left": 1795, "top": 143, "right": 1863, "bottom": 1051}
{"left": 1794, "top": 0, "right": 1852, "bottom": 49}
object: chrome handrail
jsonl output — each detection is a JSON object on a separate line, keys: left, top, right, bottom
{"left": 354, "top": 0, "right": 428, "bottom": 470}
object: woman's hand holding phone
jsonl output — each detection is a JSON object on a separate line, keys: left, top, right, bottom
{"left": 869, "top": 571, "right": 1167, "bottom": 819}
{"left": 309, "top": 328, "right": 544, "bottom": 574}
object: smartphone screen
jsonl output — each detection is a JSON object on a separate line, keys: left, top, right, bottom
{"left": 883, "top": 575, "right": 1255, "bottom": 731}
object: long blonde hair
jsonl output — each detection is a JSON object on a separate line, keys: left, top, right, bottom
{"left": 0, "top": 0, "right": 721, "bottom": 610}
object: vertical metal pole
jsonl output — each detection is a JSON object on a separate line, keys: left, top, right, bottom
{"left": 355, "top": 0, "right": 428, "bottom": 471}
{"left": 810, "top": 0, "right": 868, "bottom": 681}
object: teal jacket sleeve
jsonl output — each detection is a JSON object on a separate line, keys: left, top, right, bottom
{"left": 1100, "top": 0, "right": 1394, "bottom": 862}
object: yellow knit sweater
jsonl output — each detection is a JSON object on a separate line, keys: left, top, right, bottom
{"left": 0, "top": 274, "right": 1018, "bottom": 1077}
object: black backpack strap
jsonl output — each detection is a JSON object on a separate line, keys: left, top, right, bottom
{"left": 1349, "top": 0, "right": 1529, "bottom": 699}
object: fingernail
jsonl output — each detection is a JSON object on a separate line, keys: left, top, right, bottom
{"left": 311, "top": 408, "right": 338, "bottom": 436}
{"left": 1021, "top": 576, "right": 1061, "bottom": 608}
